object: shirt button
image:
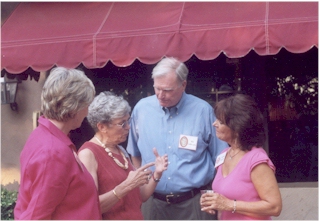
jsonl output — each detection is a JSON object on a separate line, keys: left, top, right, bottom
{"left": 168, "top": 146, "right": 171, "bottom": 149}
{"left": 169, "top": 131, "right": 172, "bottom": 133}
{"left": 168, "top": 177, "right": 171, "bottom": 180}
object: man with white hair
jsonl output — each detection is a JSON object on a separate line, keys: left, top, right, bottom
{"left": 127, "top": 57, "right": 226, "bottom": 220}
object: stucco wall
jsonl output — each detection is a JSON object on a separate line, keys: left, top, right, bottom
{"left": 1, "top": 72, "right": 46, "bottom": 190}
{"left": 274, "top": 182, "right": 318, "bottom": 220}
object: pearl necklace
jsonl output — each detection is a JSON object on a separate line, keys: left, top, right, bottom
{"left": 94, "top": 136, "right": 128, "bottom": 170}
{"left": 228, "top": 148, "right": 241, "bottom": 160}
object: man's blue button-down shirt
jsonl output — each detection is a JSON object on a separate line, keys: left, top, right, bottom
{"left": 127, "top": 92, "right": 227, "bottom": 194}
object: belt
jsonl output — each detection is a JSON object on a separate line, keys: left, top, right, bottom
{"left": 153, "top": 187, "right": 202, "bottom": 204}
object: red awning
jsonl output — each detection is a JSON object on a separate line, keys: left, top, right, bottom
{"left": 1, "top": 2, "right": 318, "bottom": 74}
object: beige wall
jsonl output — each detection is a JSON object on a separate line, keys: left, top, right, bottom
{"left": 1, "top": 72, "right": 46, "bottom": 190}
{"left": 274, "top": 182, "right": 318, "bottom": 220}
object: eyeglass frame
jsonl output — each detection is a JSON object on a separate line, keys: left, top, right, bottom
{"left": 109, "top": 117, "right": 131, "bottom": 128}
{"left": 153, "top": 83, "right": 183, "bottom": 94}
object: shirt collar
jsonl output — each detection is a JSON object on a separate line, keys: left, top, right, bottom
{"left": 38, "top": 115, "right": 77, "bottom": 151}
{"left": 160, "top": 92, "right": 186, "bottom": 113}
{"left": 175, "top": 92, "right": 186, "bottom": 110}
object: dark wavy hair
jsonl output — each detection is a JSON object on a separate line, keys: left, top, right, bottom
{"left": 214, "top": 94, "right": 266, "bottom": 151}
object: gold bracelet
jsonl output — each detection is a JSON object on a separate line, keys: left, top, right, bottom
{"left": 112, "top": 189, "right": 121, "bottom": 200}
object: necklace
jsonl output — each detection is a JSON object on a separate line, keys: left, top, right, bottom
{"left": 228, "top": 148, "right": 241, "bottom": 159}
{"left": 94, "top": 136, "right": 128, "bottom": 170}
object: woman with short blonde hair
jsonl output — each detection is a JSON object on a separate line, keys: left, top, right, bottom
{"left": 15, "top": 67, "right": 101, "bottom": 220}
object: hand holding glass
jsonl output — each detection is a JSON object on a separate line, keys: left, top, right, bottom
{"left": 201, "top": 190, "right": 214, "bottom": 194}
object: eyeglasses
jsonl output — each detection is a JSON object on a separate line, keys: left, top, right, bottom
{"left": 153, "top": 83, "right": 182, "bottom": 94}
{"left": 110, "top": 118, "right": 131, "bottom": 128}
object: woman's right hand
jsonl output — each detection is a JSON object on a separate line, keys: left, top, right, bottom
{"left": 200, "top": 192, "right": 217, "bottom": 215}
{"left": 125, "top": 162, "right": 154, "bottom": 189}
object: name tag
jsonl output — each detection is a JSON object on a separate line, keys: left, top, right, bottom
{"left": 178, "top": 135, "right": 198, "bottom": 151}
{"left": 215, "top": 151, "right": 227, "bottom": 168}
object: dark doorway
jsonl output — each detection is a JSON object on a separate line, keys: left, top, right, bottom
{"left": 70, "top": 48, "right": 318, "bottom": 183}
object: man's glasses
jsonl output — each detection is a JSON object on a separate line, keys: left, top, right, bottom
{"left": 153, "top": 83, "right": 182, "bottom": 94}
{"left": 110, "top": 118, "right": 131, "bottom": 128}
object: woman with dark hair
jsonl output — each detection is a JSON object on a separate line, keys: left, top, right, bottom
{"left": 200, "top": 94, "right": 282, "bottom": 220}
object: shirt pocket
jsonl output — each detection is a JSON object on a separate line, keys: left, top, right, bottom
{"left": 175, "top": 135, "right": 207, "bottom": 161}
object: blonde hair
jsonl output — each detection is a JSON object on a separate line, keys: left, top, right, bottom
{"left": 41, "top": 67, "right": 95, "bottom": 122}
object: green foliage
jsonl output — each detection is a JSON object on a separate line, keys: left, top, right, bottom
{"left": 1, "top": 186, "right": 17, "bottom": 220}
{"left": 266, "top": 48, "right": 318, "bottom": 116}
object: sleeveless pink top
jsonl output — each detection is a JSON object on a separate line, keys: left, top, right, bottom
{"left": 212, "top": 147, "right": 275, "bottom": 220}
{"left": 79, "top": 142, "right": 143, "bottom": 220}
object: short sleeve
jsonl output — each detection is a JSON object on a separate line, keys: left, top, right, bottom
{"left": 249, "top": 147, "right": 276, "bottom": 173}
{"left": 127, "top": 107, "right": 141, "bottom": 157}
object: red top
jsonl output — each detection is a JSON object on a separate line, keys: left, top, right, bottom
{"left": 79, "top": 142, "right": 143, "bottom": 220}
{"left": 14, "top": 116, "right": 101, "bottom": 220}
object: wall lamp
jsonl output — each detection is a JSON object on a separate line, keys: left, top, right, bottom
{"left": 1, "top": 76, "right": 21, "bottom": 111}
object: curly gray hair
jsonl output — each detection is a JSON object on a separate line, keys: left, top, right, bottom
{"left": 87, "top": 91, "right": 131, "bottom": 132}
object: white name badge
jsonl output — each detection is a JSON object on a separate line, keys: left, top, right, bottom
{"left": 178, "top": 135, "right": 198, "bottom": 151}
{"left": 215, "top": 151, "right": 227, "bottom": 168}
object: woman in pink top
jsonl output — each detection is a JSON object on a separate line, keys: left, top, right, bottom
{"left": 14, "top": 67, "right": 101, "bottom": 220}
{"left": 200, "top": 94, "right": 282, "bottom": 220}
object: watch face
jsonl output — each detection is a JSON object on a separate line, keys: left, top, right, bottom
{"left": 153, "top": 173, "right": 160, "bottom": 182}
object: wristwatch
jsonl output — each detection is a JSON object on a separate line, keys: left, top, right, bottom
{"left": 152, "top": 173, "right": 160, "bottom": 182}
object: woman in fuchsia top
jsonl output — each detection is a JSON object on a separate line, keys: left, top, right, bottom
{"left": 200, "top": 94, "right": 282, "bottom": 220}
{"left": 14, "top": 67, "right": 101, "bottom": 220}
